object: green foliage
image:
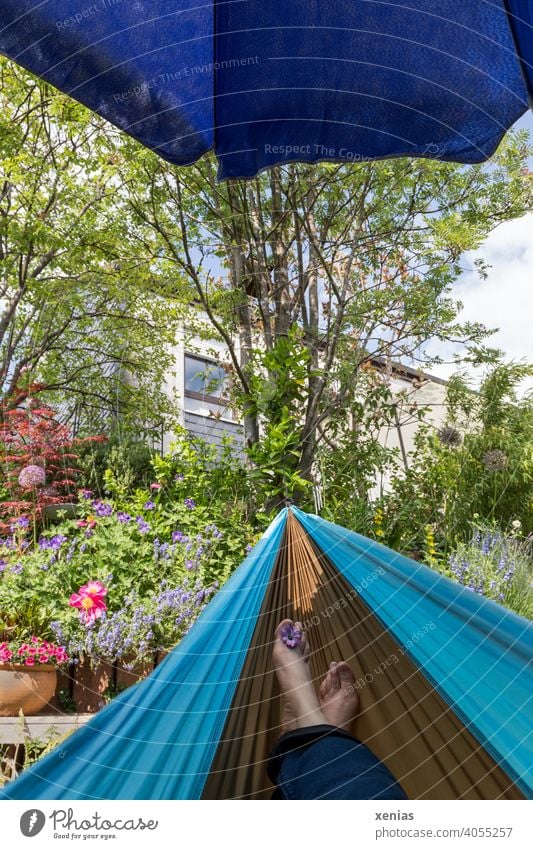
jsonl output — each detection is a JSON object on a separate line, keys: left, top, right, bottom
{"left": 76, "top": 437, "right": 155, "bottom": 499}
{"left": 384, "top": 363, "right": 533, "bottom": 551}
{"left": 0, "top": 58, "right": 178, "bottom": 438}
{"left": 243, "top": 328, "right": 315, "bottom": 505}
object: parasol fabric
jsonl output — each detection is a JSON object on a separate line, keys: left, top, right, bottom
{"left": 0, "top": 2, "right": 531, "bottom": 179}
{"left": 1, "top": 507, "right": 531, "bottom": 801}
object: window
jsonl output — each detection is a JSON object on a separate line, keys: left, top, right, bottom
{"left": 184, "top": 354, "right": 234, "bottom": 420}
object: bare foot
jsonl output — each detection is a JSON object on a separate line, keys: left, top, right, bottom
{"left": 318, "top": 661, "right": 359, "bottom": 732}
{"left": 278, "top": 623, "right": 310, "bottom": 733}
{"left": 273, "top": 619, "right": 326, "bottom": 733}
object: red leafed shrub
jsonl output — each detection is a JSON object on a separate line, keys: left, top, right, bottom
{"left": 0, "top": 395, "right": 106, "bottom": 531}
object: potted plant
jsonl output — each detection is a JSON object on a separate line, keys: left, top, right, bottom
{"left": 0, "top": 637, "right": 69, "bottom": 716}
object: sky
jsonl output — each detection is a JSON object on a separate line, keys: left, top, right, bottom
{"left": 428, "top": 111, "right": 533, "bottom": 390}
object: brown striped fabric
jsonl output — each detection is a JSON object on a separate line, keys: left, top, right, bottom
{"left": 203, "top": 512, "right": 524, "bottom": 799}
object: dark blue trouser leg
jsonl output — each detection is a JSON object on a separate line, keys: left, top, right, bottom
{"left": 268, "top": 725, "right": 408, "bottom": 800}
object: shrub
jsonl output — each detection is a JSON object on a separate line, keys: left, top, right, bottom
{"left": 0, "top": 397, "right": 105, "bottom": 532}
{"left": 76, "top": 437, "right": 155, "bottom": 499}
{"left": 446, "top": 525, "right": 533, "bottom": 620}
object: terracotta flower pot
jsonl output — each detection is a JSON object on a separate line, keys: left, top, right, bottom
{"left": 0, "top": 663, "right": 58, "bottom": 716}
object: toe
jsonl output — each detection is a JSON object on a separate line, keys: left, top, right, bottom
{"left": 294, "top": 622, "right": 309, "bottom": 660}
{"left": 275, "top": 618, "right": 293, "bottom": 641}
{"left": 336, "top": 661, "right": 356, "bottom": 688}
{"left": 329, "top": 661, "right": 341, "bottom": 690}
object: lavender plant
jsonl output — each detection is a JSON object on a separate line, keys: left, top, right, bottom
{"left": 50, "top": 579, "right": 217, "bottom": 666}
{"left": 448, "top": 527, "right": 533, "bottom": 619}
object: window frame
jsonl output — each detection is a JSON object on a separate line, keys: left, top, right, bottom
{"left": 183, "top": 353, "right": 235, "bottom": 421}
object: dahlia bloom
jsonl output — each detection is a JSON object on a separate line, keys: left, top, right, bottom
{"left": 18, "top": 464, "right": 45, "bottom": 488}
{"left": 69, "top": 580, "right": 107, "bottom": 624}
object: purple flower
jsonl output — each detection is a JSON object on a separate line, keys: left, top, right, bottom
{"left": 143, "top": 500, "right": 155, "bottom": 511}
{"left": 246, "top": 543, "right": 253, "bottom": 554}
{"left": 38, "top": 534, "right": 67, "bottom": 551}
{"left": 280, "top": 623, "right": 303, "bottom": 649}
{"left": 0, "top": 560, "right": 7, "bottom": 573}
{"left": 172, "top": 530, "right": 184, "bottom": 543}
{"left": 18, "top": 464, "right": 45, "bottom": 488}
{"left": 10, "top": 562, "right": 23, "bottom": 574}
{"left": 80, "top": 489, "right": 93, "bottom": 499}
{"left": 50, "top": 534, "right": 67, "bottom": 551}
{"left": 116, "top": 512, "right": 132, "bottom": 524}
{"left": 184, "top": 498, "right": 196, "bottom": 510}
{"left": 17, "top": 516, "right": 30, "bottom": 529}
{"left": 175, "top": 474, "right": 184, "bottom": 482}
{"left": 136, "top": 516, "right": 150, "bottom": 535}
{"left": 92, "top": 500, "right": 113, "bottom": 517}
{"left": 84, "top": 529, "right": 94, "bottom": 539}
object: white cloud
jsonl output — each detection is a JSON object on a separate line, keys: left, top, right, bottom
{"left": 427, "top": 212, "right": 533, "bottom": 388}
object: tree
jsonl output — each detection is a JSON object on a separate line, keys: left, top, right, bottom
{"left": 120, "top": 131, "right": 532, "bottom": 505}
{"left": 0, "top": 59, "right": 178, "bottom": 438}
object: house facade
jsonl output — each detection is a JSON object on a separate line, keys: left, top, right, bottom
{"left": 162, "top": 327, "right": 449, "bottom": 492}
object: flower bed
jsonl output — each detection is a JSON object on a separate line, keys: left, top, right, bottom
{"left": 0, "top": 448, "right": 255, "bottom": 713}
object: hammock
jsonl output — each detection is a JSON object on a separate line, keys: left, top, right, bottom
{"left": 0, "top": 2, "right": 531, "bottom": 179}
{"left": 1, "top": 507, "right": 532, "bottom": 801}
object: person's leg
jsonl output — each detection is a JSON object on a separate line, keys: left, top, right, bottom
{"left": 269, "top": 619, "right": 408, "bottom": 800}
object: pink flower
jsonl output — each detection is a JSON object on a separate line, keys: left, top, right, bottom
{"left": 18, "top": 464, "right": 46, "bottom": 489}
{"left": 25, "top": 658, "right": 35, "bottom": 667}
{"left": 0, "top": 647, "right": 13, "bottom": 663}
{"left": 150, "top": 483, "right": 162, "bottom": 490}
{"left": 69, "top": 580, "right": 107, "bottom": 624}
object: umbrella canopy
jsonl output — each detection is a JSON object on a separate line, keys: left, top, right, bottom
{"left": 0, "top": 2, "right": 531, "bottom": 179}
{"left": 1, "top": 507, "right": 531, "bottom": 800}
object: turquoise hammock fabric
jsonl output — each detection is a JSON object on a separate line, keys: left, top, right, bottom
{"left": 1, "top": 507, "right": 532, "bottom": 800}
{"left": 294, "top": 508, "right": 533, "bottom": 796}
{"left": 0, "top": 2, "right": 531, "bottom": 179}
